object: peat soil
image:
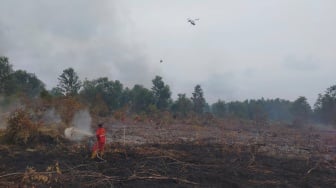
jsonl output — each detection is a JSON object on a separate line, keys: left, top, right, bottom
{"left": 0, "top": 140, "right": 335, "bottom": 188}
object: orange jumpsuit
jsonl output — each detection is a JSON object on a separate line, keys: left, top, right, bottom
{"left": 92, "top": 127, "right": 106, "bottom": 156}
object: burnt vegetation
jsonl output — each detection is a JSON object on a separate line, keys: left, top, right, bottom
{"left": 0, "top": 56, "right": 336, "bottom": 187}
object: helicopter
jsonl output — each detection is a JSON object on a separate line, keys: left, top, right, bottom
{"left": 187, "top": 18, "right": 199, "bottom": 26}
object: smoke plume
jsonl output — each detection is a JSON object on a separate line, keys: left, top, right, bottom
{"left": 64, "top": 109, "right": 93, "bottom": 141}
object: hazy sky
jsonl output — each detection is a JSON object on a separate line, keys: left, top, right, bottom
{"left": 1, "top": 0, "right": 336, "bottom": 105}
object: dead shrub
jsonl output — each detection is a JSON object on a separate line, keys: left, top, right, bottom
{"left": 3, "top": 109, "right": 40, "bottom": 145}
{"left": 133, "top": 113, "right": 149, "bottom": 124}
{"left": 1, "top": 109, "right": 64, "bottom": 146}
{"left": 113, "top": 109, "right": 126, "bottom": 122}
{"left": 160, "top": 111, "right": 173, "bottom": 126}
{"left": 22, "top": 161, "right": 62, "bottom": 186}
{"left": 54, "top": 97, "right": 84, "bottom": 126}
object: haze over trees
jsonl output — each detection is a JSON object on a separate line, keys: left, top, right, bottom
{"left": 0, "top": 57, "right": 12, "bottom": 94}
{"left": 290, "top": 96, "right": 312, "bottom": 126}
{"left": 171, "top": 94, "right": 193, "bottom": 118}
{"left": 1, "top": 56, "right": 336, "bottom": 127}
{"left": 314, "top": 85, "right": 336, "bottom": 125}
{"left": 0, "top": 57, "right": 45, "bottom": 99}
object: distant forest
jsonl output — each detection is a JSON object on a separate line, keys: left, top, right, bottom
{"left": 1, "top": 56, "right": 336, "bottom": 126}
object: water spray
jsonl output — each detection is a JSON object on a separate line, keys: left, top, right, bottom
{"left": 64, "top": 127, "right": 93, "bottom": 140}
{"left": 64, "top": 109, "right": 93, "bottom": 141}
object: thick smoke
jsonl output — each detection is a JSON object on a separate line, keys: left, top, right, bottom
{"left": 64, "top": 109, "right": 93, "bottom": 141}
{"left": 72, "top": 109, "right": 92, "bottom": 132}
{"left": 0, "top": 0, "right": 157, "bottom": 90}
{"left": 1, "top": 0, "right": 336, "bottom": 105}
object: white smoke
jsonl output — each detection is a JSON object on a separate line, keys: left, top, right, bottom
{"left": 42, "top": 108, "right": 62, "bottom": 125}
{"left": 64, "top": 109, "right": 93, "bottom": 141}
{"left": 0, "top": 96, "right": 22, "bottom": 129}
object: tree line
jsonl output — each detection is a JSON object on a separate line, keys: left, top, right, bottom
{"left": 1, "top": 56, "right": 336, "bottom": 126}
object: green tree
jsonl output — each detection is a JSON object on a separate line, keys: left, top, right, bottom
{"left": 80, "top": 77, "right": 125, "bottom": 112}
{"left": 6, "top": 70, "right": 45, "bottom": 97}
{"left": 110, "top": 80, "right": 125, "bottom": 109}
{"left": 191, "top": 84, "right": 206, "bottom": 114}
{"left": 129, "top": 84, "right": 154, "bottom": 113}
{"left": 227, "top": 100, "right": 249, "bottom": 118}
{"left": 314, "top": 85, "right": 336, "bottom": 125}
{"left": 119, "top": 87, "right": 132, "bottom": 110}
{"left": 57, "top": 68, "right": 82, "bottom": 96}
{"left": 224, "top": 98, "right": 292, "bottom": 122}
{"left": 290, "top": 96, "right": 312, "bottom": 125}
{"left": 0, "top": 56, "right": 13, "bottom": 93}
{"left": 151, "top": 76, "right": 171, "bottom": 110}
{"left": 171, "top": 93, "right": 193, "bottom": 117}
{"left": 1, "top": 68, "right": 45, "bottom": 98}
{"left": 211, "top": 100, "right": 226, "bottom": 118}
{"left": 263, "top": 98, "right": 292, "bottom": 122}
{"left": 50, "top": 87, "right": 64, "bottom": 97}
{"left": 248, "top": 99, "right": 268, "bottom": 125}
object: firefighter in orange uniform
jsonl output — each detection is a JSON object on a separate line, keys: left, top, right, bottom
{"left": 91, "top": 123, "right": 106, "bottom": 159}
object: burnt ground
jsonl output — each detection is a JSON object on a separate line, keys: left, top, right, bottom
{"left": 0, "top": 139, "right": 335, "bottom": 188}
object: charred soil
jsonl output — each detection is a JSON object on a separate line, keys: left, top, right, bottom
{"left": 0, "top": 139, "right": 335, "bottom": 188}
